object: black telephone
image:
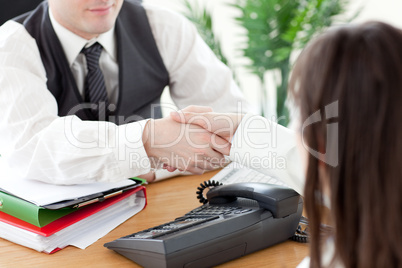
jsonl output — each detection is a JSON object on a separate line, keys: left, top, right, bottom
{"left": 104, "top": 182, "right": 303, "bottom": 268}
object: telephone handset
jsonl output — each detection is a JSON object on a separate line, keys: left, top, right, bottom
{"left": 105, "top": 182, "right": 303, "bottom": 268}
{"left": 206, "top": 182, "right": 300, "bottom": 218}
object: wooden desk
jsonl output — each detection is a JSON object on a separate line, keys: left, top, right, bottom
{"left": 0, "top": 170, "right": 308, "bottom": 267}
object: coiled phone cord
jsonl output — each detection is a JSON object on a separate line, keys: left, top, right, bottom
{"left": 196, "top": 180, "right": 223, "bottom": 204}
{"left": 290, "top": 216, "right": 309, "bottom": 243}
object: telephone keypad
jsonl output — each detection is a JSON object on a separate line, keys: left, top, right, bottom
{"left": 124, "top": 205, "right": 258, "bottom": 240}
{"left": 185, "top": 205, "right": 247, "bottom": 216}
{"left": 125, "top": 216, "right": 219, "bottom": 240}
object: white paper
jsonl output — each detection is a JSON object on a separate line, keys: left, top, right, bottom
{"left": 0, "top": 191, "right": 146, "bottom": 253}
{"left": 0, "top": 158, "right": 137, "bottom": 206}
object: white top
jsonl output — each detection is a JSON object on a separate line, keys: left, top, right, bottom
{"left": 0, "top": 4, "right": 251, "bottom": 184}
{"left": 229, "top": 113, "right": 305, "bottom": 195}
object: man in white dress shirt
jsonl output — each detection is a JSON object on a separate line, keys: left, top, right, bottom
{"left": 0, "top": 0, "right": 251, "bottom": 185}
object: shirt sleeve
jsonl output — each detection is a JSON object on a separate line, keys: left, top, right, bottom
{"left": 0, "top": 21, "right": 152, "bottom": 185}
{"left": 229, "top": 113, "right": 305, "bottom": 195}
{"left": 143, "top": 4, "right": 253, "bottom": 114}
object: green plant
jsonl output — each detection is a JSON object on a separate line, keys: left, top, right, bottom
{"left": 233, "top": 0, "right": 356, "bottom": 125}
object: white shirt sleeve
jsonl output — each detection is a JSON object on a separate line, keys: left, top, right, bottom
{"left": 0, "top": 21, "right": 151, "bottom": 184}
{"left": 143, "top": 4, "right": 252, "bottom": 114}
{"left": 229, "top": 113, "right": 305, "bottom": 195}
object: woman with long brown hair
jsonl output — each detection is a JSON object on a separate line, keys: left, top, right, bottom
{"left": 170, "top": 21, "right": 402, "bottom": 267}
{"left": 289, "top": 21, "right": 402, "bottom": 267}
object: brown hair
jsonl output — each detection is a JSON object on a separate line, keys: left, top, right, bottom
{"left": 289, "top": 21, "right": 402, "bottom": 267}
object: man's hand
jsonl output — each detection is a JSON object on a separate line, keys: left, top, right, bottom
{"left": 170, "top": 108, "right": 244, "bottom": 144}
{"left": 142, "top": 115, "right": 230, "bottom": 174}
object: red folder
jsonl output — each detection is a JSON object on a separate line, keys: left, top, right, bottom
{"left": 0, "top": 186, "right": 147, "bottom": 237}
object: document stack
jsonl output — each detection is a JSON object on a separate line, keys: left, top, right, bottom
{"left": 0, "top": 161, "right": 147, "bottom": 253}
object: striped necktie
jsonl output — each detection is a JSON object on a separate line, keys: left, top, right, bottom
{"left": 81, "top": 42, "right": 109, "bottom": 120}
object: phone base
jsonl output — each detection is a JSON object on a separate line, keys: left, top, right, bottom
{"left": 105, "top": 198, "right": 303, "bottom": 268}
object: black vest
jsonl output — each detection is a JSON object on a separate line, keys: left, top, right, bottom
{"left": 14, "top": 0, "right": 169, "bottom": 124}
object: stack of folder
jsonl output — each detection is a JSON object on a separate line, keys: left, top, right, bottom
{"left": 0, "top": 162, "right": 147, "bottom": 253}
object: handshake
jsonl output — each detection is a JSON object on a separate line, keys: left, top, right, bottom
{"left": 142, "top": 106, "right": 244, "bottom": 175}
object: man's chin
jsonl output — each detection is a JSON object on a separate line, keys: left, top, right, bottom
{"left": 86, "top": 23, "right": 115, "bottom": 36}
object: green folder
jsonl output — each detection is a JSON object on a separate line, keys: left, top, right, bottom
{"left": 0, "top": 177, "right": 145, "bottom": 227}
{"left": 0, "top": 191, "right": 77, "bottom": 227}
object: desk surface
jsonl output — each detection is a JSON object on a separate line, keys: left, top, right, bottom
{"left": 0, "top": 170, "right": 308, "bottom": 267}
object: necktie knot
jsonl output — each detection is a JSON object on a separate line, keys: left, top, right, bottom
{"left": 81, "top": 42, "right": 103, "bottom": 72}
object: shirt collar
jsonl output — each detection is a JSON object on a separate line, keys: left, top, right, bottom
{"left": 48, "top": 7, "right": 117, "bottom": 67}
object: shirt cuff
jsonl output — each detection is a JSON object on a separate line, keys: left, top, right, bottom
{"left": 228, "top": 113, "right": 305, "bottom": 195}
{"left": 113, "top": 119, "right": 151, "bottom": 179}
{"left": 153, "top": 169, "right": 188, "bottom": 181}
{"left": 229, "top": 113, "right": 296, "bottom": 162}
